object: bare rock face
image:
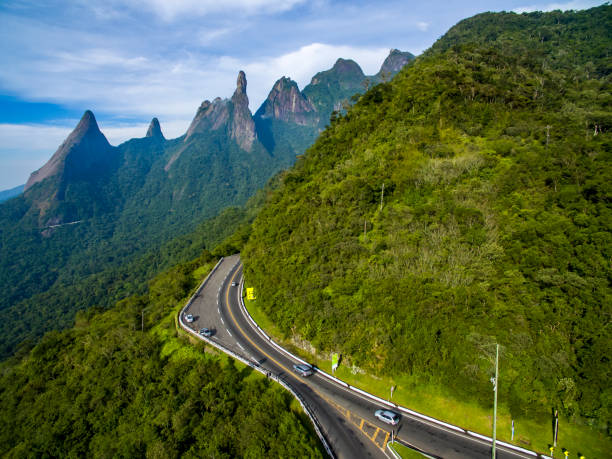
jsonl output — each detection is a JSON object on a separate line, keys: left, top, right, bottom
{"left": 145, "top": 117, "right": 165, "bottom": 139}
{"left": 229, "top": 70, "right": 256, "bottom": 151}
{"left": 184, "top": 98, "right": 231, "bottom": 141}
{"left": 376, "top": 49, "right": 415, "bottom": 80}
{"left": 255, "top": 77, "right": 317, "bottom": 126}
{"left": 25, "top": 110, "right": 114, "bottom": 192}
{"left": 183, "top": 71, "right": 255, "bottom": 151}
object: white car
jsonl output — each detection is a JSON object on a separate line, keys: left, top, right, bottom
{"left": 185, "top": 314, "right": 194, "bottom": 323}
{"left": 375, "top": 409, "right": 400, "bottom": 426}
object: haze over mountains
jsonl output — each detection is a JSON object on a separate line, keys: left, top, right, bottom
{"left": 0, "top": 49, "right": 413, "bottom": 357}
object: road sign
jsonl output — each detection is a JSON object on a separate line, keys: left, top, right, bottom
{"left": 246, "top": 287, "right": 256, "bottom": 300}
{"left": 331, "top": 353, "right": 339, "bottom": 372}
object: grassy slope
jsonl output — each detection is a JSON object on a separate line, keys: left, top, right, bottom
{"left": 241, "top": 6, "right": 611, "bottom": 456}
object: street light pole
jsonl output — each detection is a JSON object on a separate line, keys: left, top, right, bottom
{"left": 492, "top": 343, "right": 499, "bottom": 459}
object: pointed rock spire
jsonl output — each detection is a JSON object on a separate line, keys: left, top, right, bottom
{"left": 182, "top": 71, "right": 255, "bottom": 152}
{"left": 235, "top": 70, "right": 247, "bottom": 96}
{"left": 25, "top": 110, "right": 113, "bottom": 191}
{"left": 75, "top": 110, "right": 99, "bottom": 135}
{"left": 230, "top": 70, "right": 256, "bottom": 151}
{"left": 146, "top": 117, "right": 164, "bottom": 139}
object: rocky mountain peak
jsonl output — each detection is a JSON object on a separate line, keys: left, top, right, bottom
{"left": 308, "top": 58, "right": 365, "bottom": 88}
{"left": 377, "top": 49, "right": 415, "bottom": 78}
{"left": 182, "top": 71, "right": 255, "bottom": 152}
{"left": 255, "top": 76, "right": 316, "bottom": 126}
{"left": 146, "top": 117, "right": 164, "bottom": 139}
{"left": 25, "top": 110, "right": 114, "bottom": 192}
{"left": 331, "top": 58, "right": 363, "bottom": 75}
{"left": 75, "top": 110, "right": 99, "bottom": 135}
{"left": 235, "top": 70, "right": 247, "bottom": 95}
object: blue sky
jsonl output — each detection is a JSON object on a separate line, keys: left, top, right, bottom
{"left": 0, "top": 0, "right": 605, "bottom": 189}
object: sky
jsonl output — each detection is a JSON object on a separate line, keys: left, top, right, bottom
{"left": 0, "top": 0, "right": 605, "bottom": 189}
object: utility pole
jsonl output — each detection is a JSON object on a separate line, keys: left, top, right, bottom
{"left": 492, "top": 343, "right": 499, "bottom": 459}
{"left": 554, "top": 409, "right": 559, "bottom": 447}
{"left": 380, "top": 183, "right": 385, "bottom": 211}
{"left": 546, "top": 125, "right": 551, "bottom": 147}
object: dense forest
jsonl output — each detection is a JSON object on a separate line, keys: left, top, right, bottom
{"left": 0, "top": 250, "right": 323, "bottom": 457}
{"left": 0, "top": 184, "right": 266, "bottom": 359}
{"left": 242, "top": 5, "right": 611, "bottom": 429}
{"left": 0, "top": 52, "right": 410, "bottom": 359}
{"left": 0, "top": 126, "right": 282, "bottom": 358}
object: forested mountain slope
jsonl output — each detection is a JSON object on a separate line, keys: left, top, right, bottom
{"left": 242, "top": 5, "right": 611, "bottom": 428}
{"left": 0, "top": 52, "right": 412, "bottom": 358}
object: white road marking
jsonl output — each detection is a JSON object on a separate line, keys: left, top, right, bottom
{"left": 220, "top": 317, "right": 225, "bottom": 325}
{"left": 237, "top": 343, "right": 245, "bottom": 351}
{"left": 227, "top": 330, "right": 232, "bottom": 337}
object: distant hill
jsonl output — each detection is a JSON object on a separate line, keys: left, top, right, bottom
{"left": 0, "top": 184, "right": 24, "bottom": 202}
{"left": 0, "top": 50, "right": 413, "bottom": 357}
{"left": 242, "top": 4, "right": 611, "bottom": 434}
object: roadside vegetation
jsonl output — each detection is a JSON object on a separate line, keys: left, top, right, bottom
{"left": 0, "top": 250, "right": 323, "bottom": 457}
{"left": 241, "top": 6, "right": 611, "bottom": 456}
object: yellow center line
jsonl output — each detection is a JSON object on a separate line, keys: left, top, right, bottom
{"left": 382, "top": 431, "right": 390, "bottom": 449}
{"left": 359, "top": 419, "right": 364, "bottom": 429}
{"left": 224, "top": 269, "right": 319, "bottom": 388}
{"left": 224, "top": 267, "right": 389, "bottom": 452}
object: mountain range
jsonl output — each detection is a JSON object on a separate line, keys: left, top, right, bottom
{"left": 0, "top": 6, "right": 609, "bottom": 458}
{"left": 0, "top": 49, "right": 413, "bottom": 357}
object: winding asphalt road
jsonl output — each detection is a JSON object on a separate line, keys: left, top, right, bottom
{"left": 183, "top": 255, "right": 542, "bottom": 459}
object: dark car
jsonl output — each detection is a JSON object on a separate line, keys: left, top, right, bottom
{"left": 199, "top": 328, "right": 212, "bottom": 337}
{"left": 293, "top": 363, "right": 314, "bottom": 377}
{"left": 374, "top": 409, "right": 400, "bottom": 426}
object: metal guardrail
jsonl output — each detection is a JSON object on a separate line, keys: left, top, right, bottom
{"left": 178, "top": 257, "right": 335, "bottom": 459}
{"left": 236, "top": 270, "right": 545, "bottom": 459}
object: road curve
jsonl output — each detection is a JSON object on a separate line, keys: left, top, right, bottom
{"left": 183, "top": 256, "right": 543, "bottom": 459}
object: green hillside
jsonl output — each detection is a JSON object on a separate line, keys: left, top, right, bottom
{"left": 242, "top": 4, "right": 611, "bottom": 439}
{"left": 0, "top": 126, "right": 287, "bottom": 357}
{"left": 0, "top": 251, "right": 323, "bottom": 457}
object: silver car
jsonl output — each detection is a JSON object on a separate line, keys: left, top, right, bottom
{"left": 375, "top": 409, "right": 400, "bottom": 425}
{"left": 185, "top": 314, "right": 194, "bottom": 323}
{"left": 293, "top": 363, "right": 314, "bottom": 377}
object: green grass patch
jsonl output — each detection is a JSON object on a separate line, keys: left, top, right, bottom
{"left": 389, "top": 442, "right": 427, "bottom": 458}
{"left": 243, "top": 295, "right": 610, "bottom": 458}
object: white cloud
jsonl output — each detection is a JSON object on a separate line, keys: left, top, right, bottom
{"left": 0, "top": 119, "right": 194, "bottom": 189}
{"left": 237, "top": 43, "right": 390, "bottom": 108}
{"left": 0, "top": 123, "right": 72, "bottom": 188}
{"left": 131, "top": 0, "right": 307, "bottom": 21}
{"left": 0, "top": 40, "right": 390, "bottom": 120}
{"left": 513, "top": 0, "right": 603, "bottom": 13}
{"left": 416, "top": 21, "right": 430, "bottom": 31}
